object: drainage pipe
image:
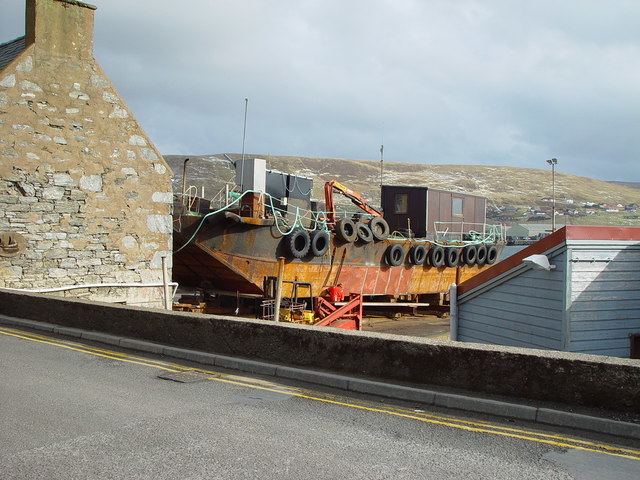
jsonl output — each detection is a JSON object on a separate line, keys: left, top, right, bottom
{"left": 2, "top": 282, "right": 179, "bottom": 299}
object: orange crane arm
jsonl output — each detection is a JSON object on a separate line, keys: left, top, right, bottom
{"left": 324, "top": 180, "right": 383, "bottom": 225}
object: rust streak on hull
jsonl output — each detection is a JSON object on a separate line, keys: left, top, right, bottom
{"left": 173, "top": 214, "right": 499, "bottom": 297}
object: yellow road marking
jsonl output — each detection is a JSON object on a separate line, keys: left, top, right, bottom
{"left": 1, "top": 325, "right": 639, "bottom": 461}
{"left": 0, "top": 327, "right": 180, "bottom": 373}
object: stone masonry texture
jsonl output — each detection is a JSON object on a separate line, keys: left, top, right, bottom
{"left": 0, "top": 0, "right": 173, "bottom": 307}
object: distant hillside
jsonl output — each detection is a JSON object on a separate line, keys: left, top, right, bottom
{"left": 608, "top": 181, "right": 640, "bottom": 190}
{"left": 166, "top": 154, "right": 640, "bottom": 213}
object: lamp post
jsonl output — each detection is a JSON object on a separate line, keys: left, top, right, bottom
{"left": 239, "top": 97, "right": 249, "bottom": 191}
{"left": 546, "top": 158, "right": 558, "bottom": 231}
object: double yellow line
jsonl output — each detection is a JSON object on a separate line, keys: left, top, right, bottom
{"left": 1, "top": 325, "right": 639, "bottom": 461}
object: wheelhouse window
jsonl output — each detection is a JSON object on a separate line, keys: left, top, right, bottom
{"left": 394, "top": 193, "right": 408, "bottom": 214}
{"left": 452, "top": 197, "right": 463, "bottom": 216}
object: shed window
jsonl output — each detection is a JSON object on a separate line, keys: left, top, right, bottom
{"left": 452, "top": 197, "right": 463, "bottom": 216}
{"left": 394, "top": 193, "right": 408, "bottom": 214}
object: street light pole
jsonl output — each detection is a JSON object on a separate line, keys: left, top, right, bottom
{"left": 546, "top": 158, "right": 558, "bottom": 231}
{"left": 239, "top": 97, "right": 248, "bottom": 191}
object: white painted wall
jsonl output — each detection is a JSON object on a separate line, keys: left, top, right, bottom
{"left": 567, "top": 243, "right": 640, "bottom": 357}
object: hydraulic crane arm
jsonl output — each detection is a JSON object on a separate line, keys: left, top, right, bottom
{"left": 324, "top": 180, "right": 383, "bottom": 225}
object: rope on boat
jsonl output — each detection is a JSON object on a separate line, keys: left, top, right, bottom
{"left": 388, "top": 223, "right": 503, "bottom": 248}
{"left": 175, "top": 190, "right": 502, "bottom": 253}
{"left": 175, "top": 190, "right": 329, "bottom": 253}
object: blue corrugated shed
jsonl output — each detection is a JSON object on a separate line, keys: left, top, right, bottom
{"left": 455, "top": 226, "right": 640, "bottom": 358}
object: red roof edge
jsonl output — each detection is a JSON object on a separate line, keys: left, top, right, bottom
{"left": 457, "top": 227, "right": 568, "bottom": 296}
{"left": 565, "top": 225, "right": 640, "bottom": 241}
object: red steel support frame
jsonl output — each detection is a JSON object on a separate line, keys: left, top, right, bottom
{"left": 315, "top": 294, "right": 362, "bottom": 330}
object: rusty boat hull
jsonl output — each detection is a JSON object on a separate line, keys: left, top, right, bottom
{"left": 173, "top": 213, "right": 501, "bottom": 297}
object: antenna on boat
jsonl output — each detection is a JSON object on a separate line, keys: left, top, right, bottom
{"left": 379, "top": 134, "right": 384, "bottom": 190}
{"left": 181, "top": 157, "right": 190, "bottom": 207}
{"left": 239, "top": 97, "right": 249, "bottom": 191}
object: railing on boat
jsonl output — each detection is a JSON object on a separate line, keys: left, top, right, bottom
{"left": 434, "top": 221, "right": 506, "bottom": 243}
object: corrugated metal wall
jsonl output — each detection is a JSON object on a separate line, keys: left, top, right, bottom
{"left": 457, "top": 248, "right": 567, "bottom": 350}
{"left": 426, "top": 190, "right": 486, "bottom": 234}
{"left": 567, "top": 244, "right": 640, "bottom": 357}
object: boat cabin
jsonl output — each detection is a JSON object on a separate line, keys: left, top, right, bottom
{"left": 380, "top": 185, "right": 487, "bottom": 239}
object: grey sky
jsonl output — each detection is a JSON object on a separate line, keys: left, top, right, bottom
{"left": 2, "top": 0, "right": 639, "bottom": 180}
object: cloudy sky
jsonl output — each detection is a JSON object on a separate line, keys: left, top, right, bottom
{"left": 2, "top": 0, "right": 639, "bottom": 180}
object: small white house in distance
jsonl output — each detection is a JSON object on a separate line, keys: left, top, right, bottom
{"left": 451, "top": 226, "right": 640, "bottom": 358}
{"left": 506, "top": 223, "right": 565, "bottom": 241}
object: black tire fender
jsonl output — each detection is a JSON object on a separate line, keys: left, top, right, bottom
{"left": 286, "top": 228, "right": 311, "bottom": 259}
{"left": 429, "top": 245, "right": 445, "bottom": 267}
{"left": 476, "top": 244, "right": 488, "bottom": 266}
{"left": 385, "top": 244, "right": 406, "bottom": 266}
{"left": 486, "top": 245, "right": 499, "bottom": 265}
{"left": 310, "top": 230, "right": 330, "bottom": 256}
{"left": 335, "top": 219, "right": 357, "bottom": 243}
{"left": 463, "top": 244, "right": 477, "bottom": 266}
{"left": 356, "top": 223, "right": 374, "bottom": 243}
{"left": 445, "top": 248, "right": 461, "bottom": 267}
{"left": 409, "top": 245, "right": 427, "bottom": 265}
{"left": 369, "top": 216, "right": 390, "bottom": 241}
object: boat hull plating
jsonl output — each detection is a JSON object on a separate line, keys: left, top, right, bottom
{"left": 173, "top": 214, "right": 499, "bottom": 297}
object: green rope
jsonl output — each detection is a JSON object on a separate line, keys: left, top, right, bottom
{"left": 175, "top": 190, "right": 501, "bottom": 253}
{"left": 175, "top": 190, "right": 329, "bottom": 253}
{"left": 388, "top": 224, "right": 503, "bottom": 248}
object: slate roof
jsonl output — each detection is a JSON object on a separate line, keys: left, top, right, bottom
{"left": 0, "top": 36, "right": 26, "bottom": 72}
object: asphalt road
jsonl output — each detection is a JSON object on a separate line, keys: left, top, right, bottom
{"left": 1, "top": 326, "right": 639, "bottom": 479}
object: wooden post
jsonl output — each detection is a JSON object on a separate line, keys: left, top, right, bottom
{"left": 161, "top": 254, "right": 171, "bottom": 310}
{"left": 449, "top": 283, "right": 458, "bottom": 341}
{"left": 273, "top": 257, "right": 285, "bottom": 322}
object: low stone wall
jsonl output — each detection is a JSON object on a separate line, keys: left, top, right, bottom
{"left": 1, "top": 289, "right": 639, "bottom": 412}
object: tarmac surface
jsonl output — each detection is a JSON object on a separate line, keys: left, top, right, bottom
{"left": 1, "top": 326, "right": 639, "bottom": 479}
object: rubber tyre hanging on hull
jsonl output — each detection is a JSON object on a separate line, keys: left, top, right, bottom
{"left": 409, "top": 245, "right": 427, "bottom": 265}
{"left": 369, "top": 216, "right": 390, "bottom": 241}
{"left": 385, "top": 244, "right": 406, "bottom": 266}
{"left": 429, "top": 245, "right": 445, "bottom": 267}
{"left": 486, "top": 245, "right": 498, "bottom": 265}
{"left": 445, "top": 248, "right": 461, "bottom": 267}
{"left": 310, "top": 230, "right": 330, "bottom": 256}
{"left": 335, "top": 219, "right": 357, "bottom": 243}
{"left": 463, "top": 244, "right": 477, "bottom": 266}
{"left": 476, "top": 244, "right": 488, "bottom": 266}
{"left": 356, "top": 223, "right": 374, "bottom": 243}
{"left": 286, "top": 228, "right": 311, "bottom": 259}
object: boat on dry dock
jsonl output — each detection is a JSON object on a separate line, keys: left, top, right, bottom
{"left": 172, "top": 158, "right": 504, "bottom": 304}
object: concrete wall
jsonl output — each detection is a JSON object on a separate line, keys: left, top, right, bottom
{"left": 568, "top": 242, "right": 640, "bottom": 356}
{"left": 0, "top": 0, "right": 173, "bottom": 307}
{"left": 458, "top": 247, "right": 567, "bottom": 350}
{"left": 1, "top": 289, "right": 639, "bottom": 412}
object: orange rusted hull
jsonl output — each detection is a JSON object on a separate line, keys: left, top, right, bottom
{"left": 173, "top": 214, "right": 498, "bottom": 297}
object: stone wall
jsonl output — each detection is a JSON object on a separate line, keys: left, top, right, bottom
{"left": 1, "top": 289, "right": 639, "bottom": 413}
{"left": 0, "top": 0, "right": 173, "bottom": 307}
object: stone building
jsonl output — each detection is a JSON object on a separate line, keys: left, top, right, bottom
{"left": 0, "top": 0, "right": 173, "bottom": 307}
